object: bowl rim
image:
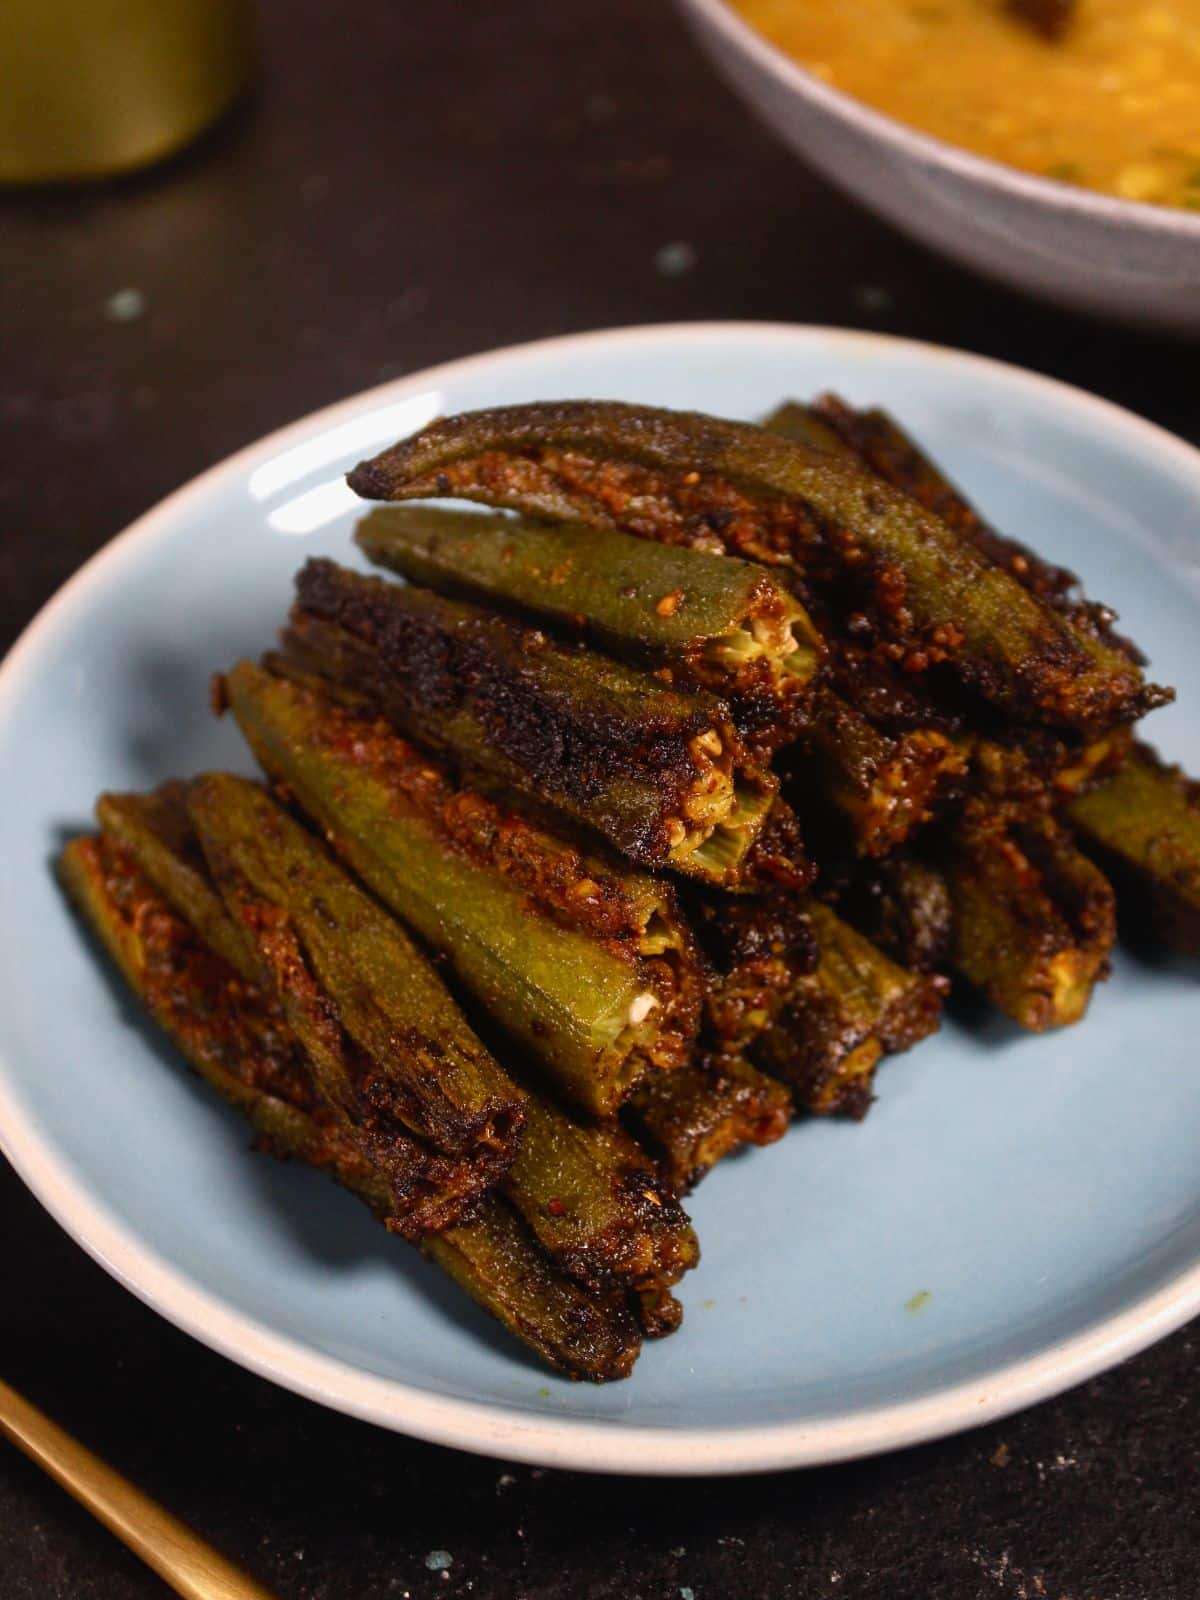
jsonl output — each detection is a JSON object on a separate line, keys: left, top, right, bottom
{"left": 679, "top": 0, "right": 1200, "bottom": 238}
{"left": 5, "top": 320, "right": 1200, "bottom": 1477}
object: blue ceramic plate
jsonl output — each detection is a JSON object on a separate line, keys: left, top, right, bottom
{"left": 2, "top": 324, "right": 1198, "bottom": 1475}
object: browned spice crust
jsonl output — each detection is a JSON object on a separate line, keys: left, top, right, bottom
{"left": 686, "top": 888, "right": 819, "bottom": 1053}
{"left": 820, "top": 856, "right": 955, "bottom": 975}
{"left": 86, "top": 835, "right": 481, "bottom": 1237}
{"left": 810, "top": 394, "right": 1141, "bottom": 662}
{"left": 247, "top": 670, "right": 672, "bottom": 949}
{"left": 297, "top": 557, "right": 722, "bottom": 791}
{"left": 629, "top": 1054, "right": 792, "bottom": 1196}
{"left": 291, "top": 559, "right": 767, "bottom": 872}
{"left": 348, "top": 401, "right": 1165, "bottom": 732}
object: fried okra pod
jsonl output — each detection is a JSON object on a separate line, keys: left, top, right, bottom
{"left": 753, "top": 902, "right": 945, "bottom": 1118}
{"left": 512, "top": 1097, "right": 699, "bottom": 1295}
{"left": 684, "top": 886, "right": 819, "bottom": 1056}
{"left": 187, "top": 774, "right": 526, "bottom": 1188}
{"left": 943, "top": 811, "right": 1116, "bottom": 1029}
{"left": 778, "top": 394, "right": 1140, "bottom": 659}
{"left": 355, "top": 504, "right": 822, "bottom": 728}
{"left": 1066, "top": 743, "right": 1200, "bottom": 956}
{"left": 100, "top": 771, "right": 699, "bottom": 1294}
{"left": 790, "top": 687, "right": 968, "bottom": 857}
{"left": 347, "top": 401, "right": 1166, "bottom": 735}
{"left": 820, "top": 855, "right": 954, "bottom": 975}
{"left": 627, "top": 1055, "right": 792, "bottom": 1196}
{"left": 285, "top": 559, "right": 798, "bottom": 887}
{"left": 59, "top": 835, "right": 641, "bottom": 1381}
{"left": 88, "top": 797, "right": 498, "bottom": 1234}
{"left": 222, "top": 660, "right": 701, "bottom": 1117}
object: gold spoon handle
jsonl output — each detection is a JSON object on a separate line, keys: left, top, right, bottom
{"left": 0, "top": 1376, "right": 280, "bottom": 1599}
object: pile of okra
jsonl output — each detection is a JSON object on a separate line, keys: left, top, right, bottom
{"left": 62, "top": 395, "right": 1200, "bottom": 1381}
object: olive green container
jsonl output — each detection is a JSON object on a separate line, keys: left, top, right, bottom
{"left": 0, "top": 0, "right": 257, "bottom": 185}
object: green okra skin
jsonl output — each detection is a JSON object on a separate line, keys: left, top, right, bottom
{"left": 509, "top": 1096, "right": 699, "bottom": 1293}
{"left": 753, "top": 901, "right": 944, "bottom": 1118}
{"left": 769, "top": 395, "right": 1075, "bottom": 604}
{"left": 423, "top": 1197, "right": 642, "bottom": 1382}
{"left": 627, "top": 1054, "right": 792, "bottom": 1197}
{"left": 187, "top": 774, "right": 527, "bottom": 1169}
{"left": 59, "top": 834, "right": 503, "bottom": 1240}
{"left": 223, "top": 661, "right": 702, "bottom": 1118}
{"left": 943, "top": 812, "right": 1116, "bottom": 1029}
{"left": 286, "top": 559, "right": 789, "bottom": 888}
{"left": 760, "top": 401, "right": 852, "bottom": 458}
{"left": 97, "top": 784, "right": 260, "bottom": 981}
{"left": 1066, "top": 742, "right": 1200, "bottom": 956}
{"left": 791, "top": 393, "right": 1144, "bottom": 659}
{"left": 346, "top": 401, "right": 1167, "bottom": 735}
{"left": 355, "top": 503, "right": 823, "bottom": 697}
{"left": 224, "top": 663, "right": 700, "bottom": 1293}
{"left": 61, "top": 836, "right": 641, "bottom": 1381}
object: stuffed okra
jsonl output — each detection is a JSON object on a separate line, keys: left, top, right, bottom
{"left": 510, "top": 1096, "right": 699, "bottom": 1294}
{"left": 59, "top": 835, "right": 641, "bottom": 1381}
{"left": 777, "top": 394, "right": 1141, "bottom": 660}
{"left": 188, "top": 772, "right": 525, "bottom": 1159}
{"left": 943, "top": 810, "right": 1116, "bottom": 1028}
{"left": 347, "top": 401, "right": 1167, "bottom": 735}
{"left": 285, "top": 558, "right": 794, "bottom": 887}
{"left": 791, "top": 687, "right": 968, "bottom": 856}
{"left": 753, "top": 902, "right": 946, "bottom": 1117}
{"left": 355, "top": 504, "right": 822, "bottom": 739}
{"left": 628, "top": 1054, "right": 792, "bottom": 1196}
{"left": 222, "top": 659, "right": 702, "bottom": 1116}
{"left": 1066, "top": 743, "right": 1200, "bottom": 955}
{"left": 683, "top": 886, "right": 819, "bottom": 1056}
{"left": 89, "top": 796, "right": 507, "bottom": 1234}
{"left": 95, "top": 778, "right": 699, "bottom": 1295}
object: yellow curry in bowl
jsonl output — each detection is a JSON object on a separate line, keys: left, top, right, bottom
{"left": 731, "top": 0, "right": 1200, "bottom": 210}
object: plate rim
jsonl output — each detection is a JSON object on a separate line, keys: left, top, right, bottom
{"left": 3, "top": 319, "right": 1200, "bottom": 1476}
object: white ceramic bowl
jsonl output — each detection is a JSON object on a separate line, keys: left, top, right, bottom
{"left": 677, "top": 0, "right": 1200, "bottom": 331}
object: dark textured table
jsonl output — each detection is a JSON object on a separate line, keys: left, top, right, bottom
{"left": 2, "top": 4, "right": 1197, "bottom": 1596}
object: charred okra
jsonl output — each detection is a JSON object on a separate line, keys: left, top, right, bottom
{"left": 427, "top": 1193, "right": 642, "bottom": 1381}
{"left": 684, "top": 886, "right": 818, "bottom": 1056}
{"left": 1066, "top": 743, "right": 1200, "bottom": 955}
{"left": 356, "top": 504, "right": 823, "bottom": 729}
{"left": 753, "top": 902, "right": 945, "bottom": 1117}
{"left": 943, "top": 810, "right": 1116, "bottom": 1028}
{"left": 347, "top": 401, "right": 1166, "bottom": 735}
{"left": 821, "top": 854, "right": 954, "bottom": 975}
{"left": 187, "top": 774, "right": 526, "bottom": 1201}
{"left": 286, "top": 558, "right": 794, "bottom": 887}
{"left": 60, "top": 835, "right": 641, "bottom": 1381}
{"left": 102, "top": 768, "right": 698, "bottom": 1293}
{"left": 790, "top": 687, "right": 968, "bottom": 856}
{"left": 510, "top": 1096, "right": 699, "bottom": 1294}
{"left": 777, "top": 394, "right": 1140, "bottom": 659}
{"left": 61, "top": 830, "right": 504, "bottom": 1237}
{"left": 223, "top": 660, "right": 701, "bottom": 1116}
{"left": 628, "top": 1054, "right": 792, "bottom": 1196}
